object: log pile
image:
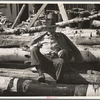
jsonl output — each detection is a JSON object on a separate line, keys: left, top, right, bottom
{"left": 56, "top": 13, "right": 100, "bottom": 27}
{"left": 0, "top": 67, "right": 100, "bottom": 84}
{"left": 0, "top": 5, "right": 100, "bottom": 96}
{"left": 0, "top": 47, "right": 99, "bottom": 63}
{"left": 0, "top": 76, "right": 100, "bottom": 96}
{"left": 66, "top": 8, "right": 90, "bottom": 28}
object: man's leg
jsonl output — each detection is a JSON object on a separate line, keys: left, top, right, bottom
{"left": 52, "top": 58, "right": 66, "bottom": 83}
{"left": 58, "top": 49, "right": 70, "bottom": 63}
{"left": 58, "top": 49, "right": 71, "bottom": 72}
{"left": 30, "top": 46, "right": 53, "bottom": 82}
{"left": 30, "top": 46, "right": 45, "bottom": 82}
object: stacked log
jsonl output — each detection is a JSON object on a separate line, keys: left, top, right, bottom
{"left": 56, "top": 13, "right": 100, "bottom": 27}
{"left": 67, "top": 10, "right": 79, "bottom": 28}
{"left": 0, "top": 67, "right": 100, "bottom": 84}
{"left": 92, "top": 20, "right": 100, "bottom": 28}
{"left": 0, "top": 25, "right": 46, "bottom": 35}
{"left": 76, "top": 37, "right": 100, "bottom": 45}
{"left": 78, "top": 11, "right": 90, "bottom": 28}
{"left": 0, "top": 76, "right": 100, "bottom": 96}
{"left": 0, "top": 35, "right": 32, "bottom": 47}
{"left": 0, "top": 48, "right": 99, "bottom": 63}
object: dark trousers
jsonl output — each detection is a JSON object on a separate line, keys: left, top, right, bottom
{"left": 30, "top": 46, "right": 68, "bottom": 81}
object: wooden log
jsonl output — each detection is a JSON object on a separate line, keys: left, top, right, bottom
{"left": 28, "top": 4, "right": 47, "bottom": 29}
{"left": 27, "top": 25, "right": 46, "bottom": 33}
{"left": 57, "top": 3, "right": 68, "bottom": 21}
{"left": 0, "top": 76, "right": 100, "bottom": 96}
{"left": 92, "top": 20, "right": 100, "bottom": 27}
{"left": 11, "top": 4, "right": 26, "bottom": 29}
{"left": 76, "top": 37, "right": 100, "bottom": 45}
{"left": 0, "top": 25, "right": 46, "bottom": 35}
{"left": 56, "top": 13, "right": 100, "bottom": 27}
{"left": 0, "top": 67, "right": 100, "bottom": 84}
{"left": 0, "top": 28, "right": 20, "bottom": 35}
{"left": 0, "top": 48, "right": 99, "bottom": 63}
{"left": 0, "top": 38, "right": 30, "bottom": 47}
{"left": 0, "top": 48, "right": 30, "bottom": 62}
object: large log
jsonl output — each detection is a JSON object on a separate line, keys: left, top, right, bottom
{"left": 56, "top": 13, "right": 100, "bottom": 27}
{"left": 0, "top": 67, "right": 100, "bottom": 84}
{"left": 0, "top": 76, "right": 100, "bottom": 96}
{"left": 76, "top": 37, "right": 100, "bottom": 45}
{"left": 0, "top": 48, "right": 98, "bottom": 63}
{"left": 0, "top": 35, "right": 32, "bottom": 47}
{"left": 0, "top": 48, "right": 30, "bottom": 62}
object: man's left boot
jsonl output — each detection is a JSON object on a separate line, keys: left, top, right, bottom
{"left": 32, "top": 66, "right": 46, "bottom": 83}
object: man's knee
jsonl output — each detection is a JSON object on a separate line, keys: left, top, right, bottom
{"left": 58, "top": 58, "right": 64, "bottom": 65}
{"left": 58, "top": 49, "right": 68, "bottom": 57}
{"left": 54, "top": 58, "right": 65, "bottom": 65}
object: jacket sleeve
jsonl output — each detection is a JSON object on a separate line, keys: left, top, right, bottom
{"left": 56, "top": 32, "right": 83, "bottom": 63}
{"left": 28, "top": 31, "right": 48, "bottom": 46}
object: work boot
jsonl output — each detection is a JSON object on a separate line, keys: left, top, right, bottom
{"left": 38, "top": 74, "right": 45, "bottom": 83}
{"left": 32, "top": 66, "right": 46, "bottom": 83}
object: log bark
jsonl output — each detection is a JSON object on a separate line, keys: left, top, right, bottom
{"left": 0, "top": 76, "right": 100, "bottom": 96}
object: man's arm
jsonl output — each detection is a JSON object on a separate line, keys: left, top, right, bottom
{"left": 22, "top": 31, "right": 48, "bottom": 51}
{"left": 28, "top": 31, "right": 48, "bottom": 47}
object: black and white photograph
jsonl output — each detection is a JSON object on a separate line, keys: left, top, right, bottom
{"left": 0, "top": 2, "right": 100, "bottom": 98}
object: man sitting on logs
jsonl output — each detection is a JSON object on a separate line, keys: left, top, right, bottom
{"left": 24, "top": 25, "right": 71, "bottom": 83}
{"left": 24, "top": 13, "right": 82, "bottom": 83}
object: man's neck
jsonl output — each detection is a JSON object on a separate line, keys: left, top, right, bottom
{"left": 47, "top": 31, "right": 56, "bottom": 36}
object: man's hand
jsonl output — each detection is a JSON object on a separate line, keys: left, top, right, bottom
{"left": 37, "top": 42, "right": 43, "bottom": 48}
{"left": 37, "top": 41, "right": 48, "bottom": 48}
{"left": 22, "top": 45, "right": 30, "bottom": 52}
{"left": 49, "top": 51, "right": 58, "bottom": 58}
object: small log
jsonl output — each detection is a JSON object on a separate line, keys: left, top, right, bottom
{"left": 0, "top": 25, "right": 46, "bottom": 35}
{"left": 58, "top": 3, "right": 68, "bottom": 21}
{"left": 11, "top": 4, "right": 26, "bottom": 29}
{"left": 0, "top": 76, "right": 100, "bottom": 96}
{"left": 56, "top": 13, "right": 100, "bottom": 27}
{"left": 27, "top": 25, "right": 46, "bottom": 33}
{"left": 0, "top": 28, "right": 20, "bottom": 35}
{"left": 28, "top": 4, "right": 47, "bottom": 28}
{"left": 92, "top": 20, "right": 100, "bottom": 27}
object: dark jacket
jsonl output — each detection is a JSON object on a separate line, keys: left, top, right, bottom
{"left": 30, "top": 31, "right": 83, "bottom": 63}
{"left": 54, "top": 32, "right": 83, "bottom": 63}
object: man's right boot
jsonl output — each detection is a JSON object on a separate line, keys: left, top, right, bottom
{"left": 38, "top": 74, "right": 45, "bottom": 83}
{"left": 33, "top": 66, "right": 45, "bottom": 83}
